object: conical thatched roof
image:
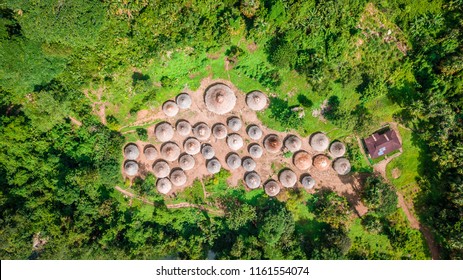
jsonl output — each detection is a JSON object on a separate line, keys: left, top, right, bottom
{"left": 226, "top": 153, "right": 241, "bottom": 170}
{"left": 155, "top": 122, "right": 174, "bottom": 142}
{"left": 124, "top": 160, "right": 139, "bottom": 176}
{"left": 264, "top": 180, "right": 281, "bottom": 197}
{"left": 227, "top": 117, "right": 242, "bottom": 132}
{"left": 284, "top": 135, "right": 302, "bottom": 152}
{"left": 242, "top": 157, "right": 256, "bottom": 172}
{"left": 248, "top": 144, "right": 263, "bottom": 158}
{"left": 333, "top": 157, "right": 351, "bottom": 175}
{"left": 313, "top": 154, "right": 331, "bottom": 171}
{"left": 293, "top": 151, "right": 311, "bottom": 170}
{"left": 245, "top": 172, "right": 261, "bottom": 189}
{"left": 160, "top": 142, "right": 181, "bottom": 162}
{"left": 212, "top": 123, "right": 227, "bottom": 139}
{"left": 124, "top": 143, "right": 139, "bottom": 160}
{"left": 162, "top": 100, "right": 179, "bottom": 117}
{"left": 170, "top": 169, "right": 187, "bottom": 186}
{"left": 176, "top": 120, "right": 191, "bottom": 136}
{"left": 184, "top": 137, "right": 201, "bottom": 155}
{"left": 310, "top": 132, "right": 330, "bottom": 152}
{"left": 204, "top": 83, "right": 236, "bottom": 115}
{"left": 246, "top": 91, "right": 267, "bottom": 111}
{"left": 329, "top": 141, "right": 346, "bottom": 158}
{"left": 193, "top": 122, "right": 211, "bottom": 140}
{"left": 144, "top": 145, "right": 157, "bottom": 161}
{"left": 247, "top": 125, "right": 262, "bottom": 140}
{"left": 201, "top": 144, "right": 215, "bottom": 159}
{"left": 279, "top": 169, "right": 297, "bottom": 188}
{"left": 152, "top": 160, "right": 170, "bottom": 178}
{"left": 156, "top": 178, "right": 172, "bottom": 194}
{"left": 206, "top": 158, "right": 221, "bottom": 174}
{"left": 179, "top": 154, "right": 195, "bottom": 171}
{"left": 301, "top": 175, "right": 316, "bottom": 190}
{"left": 176, "top": 93, "right": 192, "bottom": 109}
{"left": 227, "top": 133, "right": 243, "bottom": 151}
{"left": 263, "top": 134, "right": 282, "bottom": 153}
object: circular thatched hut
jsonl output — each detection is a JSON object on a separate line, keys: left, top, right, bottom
{"left": 184, "top": 137, "right": 201, "bottom": 155}
{"left": 176, "top": 93, "right": 192, "bottom": 109}
{"left": 284, "top": 135, "right": 302, "bottom": 152}
{"left": 162, "top": 100, "right": 179, "bottom": 117}
{"left": 226, "top": 153, "right": 241, "bottom": 170}
{"left": 247, "top": 125, "right": 263, "bottom": 140}
{"left": 310, "top": 132, "right": 330, "bottom": 152}
{"left": 293, "top": 151, "right": 311, "bottom": 170}
{"left": 264, "top": 180, "right": 281, "bottom": 197}
{"left": 301, "top": 175, "right": 316, "bottom": 190}
{"left": 144, "top": 145, "right": 157, "bottom": 161}
{"left": 155, "top": 122, "right": 174, "bottom": 142}
{"left": 212, "top": 123, "right": 227, "bottom": 139}
{"left": 179, "top": 154, "right": 195, "bottom": 171}
{"left": 329, "top": 141, "right": 346, "bottom": 158}
{"left": 227, "top": 134, "right": 244, "bottom": 151}
{"left": 170, "top": 169, "right": 187, "bottom": 186}
{"left": 242, "top": 157, "right": 256, "bottom": 172}
{"left": 152, "top": 160, "right": 170, "bottom": 178}
{"left": 227, "top": 117, "right": 242, "bottom": 132}
{"left": 246, "top": 91, "right": 267, "bottom": 111}
{"left": 124, "top": 160, "right": 139, "bottom": 176}
{"left": 176, "top": 120, "right": 192, "bottom": 137}
{"left": 193, "top": 122, "right": 211, "bottom": 140}
{"left": 204, "top": 83, "right": 236, "bottom": 114}
{"left": 245, "top": 172, "right": 261, "bottom": 189}
{"left": 156, "top": 178, "right": 172, "bottom": 194}
{"left": 263, "top": 134, "right": 282, "bottom": 154}
{"left": 333, "top": 157, "right": 351, "bottom": 175}
{"left": 124, "top": 143, "right": 140, "bottom": 160}
{"left": 160, "top": 142, "right": 181, "bottom": 162}
{"left": 206, "top": 158, "right": 221, "bottom": 174}
{"left": 201, "top": 144, "right": 215, "bottom": 159}
{"left": 248, "top": 144, "right": 263, "bottom": 158}
{"left": 313, "top": 154, "right": 331, "bottom": 171}
{"left": 279, "top": 169, "right": 297, "bottom": 188}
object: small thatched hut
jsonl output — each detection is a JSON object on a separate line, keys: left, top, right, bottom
{"left": 204, "top": 83, "right": 236, "bottom": 114}
{"left": 263, "top": 134, "right": 282, "bottom": 153}
{"left": 279, "top": 169, "right": 297, "bottom": 188}
{"left": 310, "top": 132, "right": 330, "bottom": 152}
{"left": 227, "top": 117, "right": 242, "bottom": 132}
{"left": 284, "top": 135, "right": 302, "bottom": 152}
{"left": 162, "top": 100, "right": 179, "bottom": 117}
{"left": 245, "top": 172, "right": 261, "bottom": 189}
{"left": 193, "top": 122, "right": 211, "bottom": 140}
{"left": 156, "top": 178, "right": 172, "bottom": 194}
{"left": 247, "top": 125, "right": 263, "bottom": 140}
{"left": 176, "top": 120, "right": 192, "bottom": 137}
{"left": 124, "top": 143, "right": 140, "bottom": 160}
{"left": 293, "top": 151, "right": 311, "bottom": 170}
{"left": 226, "top": 153, "right": 241, "bottom": 170}
{"left": 160, "top": 142, "right": 181, "bottom": 162}
{"left": 201, "top": 144, "right": 215, "bottom": 159}
{"left": 206, "top": 158, "right": 221, "bottom": 174}
{"left": 246, "top": 91, "right": 267, "bottom": 111}
{"left": 313, "top": 154, "right": 331, "bottom": 171}
{"left": 184, "top": 137, "right": 201, "bottom": 155}
{"left": 264, "top": 180, "right": 281, "bottom": 197}
{"left": 152, "top": 160, "right": 170, "bottom": 178}
{"left": 301, "top": 175, "right": 316, "bottom": 190}
{"left": 144, "top": 145, "right": 157, "bottom": 161}
{"left": 179, "top": 154, "right": 195, "bottom": 171}
{"left": 329, "top": 141, "right": 346, "bottom": 158}
{"left": 227, "top": 133, "right": 244, "bottom": 151}
{"left": 333, "top": 157, "right": 351, "bottom": 175}
{"left": 176, "top": 93, "right": 192, "bottom": 109}
{"left": 248, "top": 144, "right": 263, "bottom": 158}
{"left": 212, "top": 123, "right": 227, "bottom": 139}
{"left": 242, "top": 157, "right": 256, "bottom": 172}
{"left": 170, "top": 169, "right": 187, "bottom": 186}
{"left": 155, "top": 122, "right": 174, "bottom": 142}
{"left": 124, "top": 160, "right": 139, "bottom": 176}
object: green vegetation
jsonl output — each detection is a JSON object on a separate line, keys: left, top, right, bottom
{"left": 1, "top": 0, "right": 462, "bottom": 260}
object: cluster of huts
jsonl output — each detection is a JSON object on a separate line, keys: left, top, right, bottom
{"left": 123, "top": 83, "right": 351, "bottom": 197}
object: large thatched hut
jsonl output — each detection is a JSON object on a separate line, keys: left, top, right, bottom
{"left": 124, "top": 160, "right": 139, "bottom": 176}
{"left": 156, "top": 178, "right": 172, "bottom": 194}
{"left": 333, "top": 157, "right": 351, "bottom": 175}
{"left": 179, "top": 154, "right": 195, "bottom": 171}
{"left": 227, "top": 117, "right": 242, "bottom": 132}
{"left": 160, "top": 142, "right": 181, "bottom": 162}
{"left": 264, "top": 180, "right": 281, "bottom": 197}
{"left": 176, "top": 120, "right": 192, "bottom": 136}
{"left": 170, "top": 169, "right": 187, "bottom": 186}
{"left": 212, "top": 123, "right": 227, "bottom": 139}
{"left": 184, "top": 137, "right": 201, "bottom": 155}
{"left": 248, "top": 144, "right": 263, "bottom": 158}
{"left": 201, "top": 144, "right": 215, "bottom": 159}
{"left": 247, "top": 125, "right": 263, "bottom": 140}
{"left": 301, "top": 175, "right": 316, "bottom": 190}
{"left": 313, "top": 154, "right": 331, "bottom": 171}
{"left": 226, "top": 153, "right": 241, "bottom": 170}
{"left": 152, "top": 160, "right": 170, "bottom": 178}
{"left": 227, "top": 133, "right": 244, "bottom": 151}
{"left": 204, "top": 83, "right": 236, "bottom": 114}
{"left": 279, "top": 169, "right": 297, "bottom": 188}
{"left": 245, "top": 172, "right": 261, "bottom": 189}
{"left": 193, "top": 122, "right": 211, "bottom": 140}
{"left": 310, "top": 132, "right": 330, "bottom": 152}
{"left": 242, "top": 157, "right": 256, "bottom": 172}
{"left": 162, "top": 100, "right": 179, "bottom": 117}
{"left": 329, "top": 141, "right": 346, "bottom": 158}
{"left": 206, "top": 158, "right": 221, "bottom": 174}
{"left": 246, "top": 91, "right": 267, "bottom": 111}
{"left": 155, "top": 122, "right": 174, "bottom": 142}
{"left": 144, "top": 145, "right": 157, "bottom": 161}
{"left": 293, "top": 151, "right": 311, "bottom": 170}
{"left": 284, "top": 135, "right": 302, "bottom": 152}
{"left": 124, "top": 143, "right": 140, "bottom": 160}
{"left": 263, "top": 134, "right": 282, "bottom": 153}
{"left": 176, "top": 93, "right": 192, "bottom": 109}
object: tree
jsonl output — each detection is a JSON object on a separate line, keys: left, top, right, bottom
{"left": 362, "top": 176, "right": 398, "bottom": 217}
